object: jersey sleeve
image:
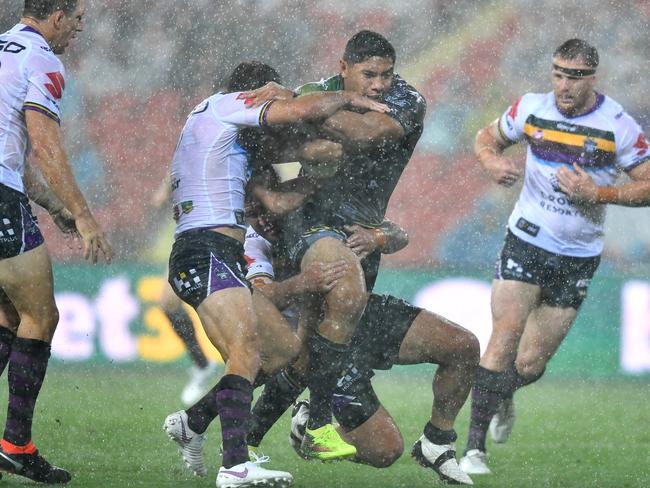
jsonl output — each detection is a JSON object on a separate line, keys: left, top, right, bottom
{"left": 215, "top": 92, "right": 274, "bottom": 128}
{"left": 497, "top": 94, "right": 533, "bottom": 144}
{"left": 244, "top": 227, "right": 275, "bottom": 280}
{"left": 383, "top": 80, "right": 426, "bottom": 137}
{"left": 23, "top": 54, "right": 65, "bottom": 124}
{"left": 613, "top": 112, "right": 650, "bottom": 172}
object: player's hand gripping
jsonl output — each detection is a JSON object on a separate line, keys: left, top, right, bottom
{"left": 74, "top": 213, "right": 114, "bottom": 263}
{"left": 344, "top": 225, "right": 381, "bottom": 259}
{"left": 299, "top": 260, "right": 348, "bottom": 293}
{"left": 481, "top": 153, "right": 523, "bottom": 187}
{"left": 556, "top": 163, "right": 598, "bottom": 202}
{"left": 238, "top": 82, "right": 295, "bottom": 107}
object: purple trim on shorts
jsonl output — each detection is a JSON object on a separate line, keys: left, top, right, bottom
{"left": 207, "top": 253, "right": 246, "bottom": 296}
{"left": 20, "top": 203, "right": 44, "bottom": 253}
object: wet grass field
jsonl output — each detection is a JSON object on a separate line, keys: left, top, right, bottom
{"left": 5, "top": 364, "right": 648, "bottom": 487}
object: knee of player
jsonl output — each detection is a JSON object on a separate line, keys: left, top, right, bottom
{"left": 515, "top": 357, "right": 546, "bottom": 379}
{"left": 367, "top": 435, "right": 404, "bottom": 468}
{"left": 463, "top": 331, "right": 481, "bottom": 366}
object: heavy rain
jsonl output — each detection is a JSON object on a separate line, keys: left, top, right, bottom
{"left": 0, "top": 0, "right": 648, "bottom": 487}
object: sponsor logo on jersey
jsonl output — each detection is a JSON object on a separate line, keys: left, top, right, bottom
{"left": 508, "top": 96, "right": 522, "bottom": 119}
{"left": 45, "top": 72, "right": 65, "bottom": 99}
{"left": 583, "top": 137, "right": 597, "bottom": 154}
{"left": 633, "top": 133, "right": 649, "bottom": 156}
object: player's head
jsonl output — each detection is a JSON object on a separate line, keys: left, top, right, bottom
{"left": 340, "top": 30, "right": 395, "bottom": 99}
{"left": 245, "top": 196, "right": 282, "bottom": 242}
{"left": 551, "top": 39, "right": 599, "bottom": 116}
{"left": 227, "top": 61, "right": 282, "bottom": 93}
{"left": 23, "top": 0, "right": 85, "bottom": 54}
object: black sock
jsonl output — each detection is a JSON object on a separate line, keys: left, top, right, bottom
{"left": 3, "top": 338, "right": 50, "bottom": 445}
{"left": 306, "top": 334, "right": 349, "bottom": 430}
{"left": 216, "top": 375, "right": 253, "bottom": 468}
{"left": 423, "top": 421, "right": 457, "bottom": 445}
{"left": 465, "top": 366, "right": 512, "bottom": 453}
{"left": 164, "top": 308, "right": 208, "bottom": 369}
{"left": 247, "top": 367, "right": 306, "bottom": 447}
{"left": 0, "top": 327, "right": 16, "bottom": 378}
{"left": 186, "top": 382, "right": 220, "bottom": 434}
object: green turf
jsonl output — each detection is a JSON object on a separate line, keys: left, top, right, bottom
{"left": 5, "top": 364, "right": 648, "bottom": 487}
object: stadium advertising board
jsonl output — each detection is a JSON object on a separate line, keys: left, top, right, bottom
{"left": 51, "top": 265, "right": 649, "bottom": 376}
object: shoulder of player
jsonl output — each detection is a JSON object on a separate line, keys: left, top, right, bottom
{"left": 597, "top": 95, "right": 637, "bottom": 124}
{"left": 504, "top": 92, "right": 551, "bottom": 121}
{"left": 387, "top": 75, "right": 425, "bottom": 105}
{"left": 7, "top": 28, "right": 61, "bottom": 69}
{"left": 294, "top": 75, "right": 341, "bottom": 95}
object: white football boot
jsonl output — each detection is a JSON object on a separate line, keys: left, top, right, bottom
{"left": 163, "top": 410, "right": 208, "bottom": 476}
{"left": 489, "top": 396, "right": 516, "bottom": 443}
{"left": 411, "top": 436, "right": 473, "bottom": 485}
{"left": 216, "top": 458, "right": 293, "bottom": 487}
{"left": 288, "top": 400, "right": 309, "bottom": 455}
{"left": 459, "top": 449, "right": 491, "bottom": 475}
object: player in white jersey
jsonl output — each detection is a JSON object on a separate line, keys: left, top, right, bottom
{"left": 163, "top": 60, "right": 387, "bottom": 488}
{"left": 0, "top": 1, "right": 113, "bottom": 484}
{"left": 460, "top": 39, "right": 650, "bottom": 475}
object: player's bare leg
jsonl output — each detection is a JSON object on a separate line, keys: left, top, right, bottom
{"left": 396, "top": 311, "right": 477, "bottom": 484}
{"left": 340, "top": 406, "right": 403, "bottom": 468}
{"left": 299, "top": 237, "right": 366, "bottom": 460}
{"left": 482, "top": 305, "right": 578, "bottom": 445}
{"left": 461, "top": 279, "right": 539, "bottom": 474}
{"left": 253, "top": 290, "right": 301, "bottom": 376}
{"left": 516, "top": 304, "right": 577, "bottom": 378}
{"left": 0, "top": 246, "right": 70, "bottom": 483}
{"left": 398, "top": 311, "right": 479, "bottom": 431}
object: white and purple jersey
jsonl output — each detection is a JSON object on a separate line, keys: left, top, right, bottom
{"left": 243, "top": 226, "right": 274, "bottom": 280}
{"left": 499, "top": 91, "right": 650, "bottom": 257}
{"left": 170, "top": 92, "right": 273, "bottom": 236}
{"left": 0, "top": 24, "right": 65, "bottom": 194}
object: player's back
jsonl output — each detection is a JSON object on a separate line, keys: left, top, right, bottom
{"left": 0, "top": 24, "right": 64, "bottom": 193}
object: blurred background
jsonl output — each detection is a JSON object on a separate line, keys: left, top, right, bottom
{"left": 2, "top": 0, "right": 649, "bottom": 375}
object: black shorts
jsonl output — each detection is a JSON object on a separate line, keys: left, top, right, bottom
{"left": 350, "top": 293, "right": 422, "bottom": 370}
{"left": 287, "top": 225, "right": 347, "bottom": 270}
{"left": 332, "top": 364, "right": 380, "bottom": 432}
{"left": 168, "top": 229, "right": 250, "bottom": 309}
{"left": 495, "top": 229, "right": 600, "bottom": 309}
{"left": 0, "top": 184, "right": 44, "bottom": 260}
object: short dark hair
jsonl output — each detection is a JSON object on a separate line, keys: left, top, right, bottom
{"left": 553, "top": 39, "right": 599, "bottom": 68}
{"left": 24, "top": 0, "right": 78, "bottom": 20}
{"left": 343, "top": 30, "right": 396, "bottom": 65}
{"left": 226, "top": 61, "right": 281, "bottom": 93}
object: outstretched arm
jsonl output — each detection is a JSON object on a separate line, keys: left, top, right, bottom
{"left": 263, "top": 91, "right": 389, "bottom": 126}
{"left": 25, "top": 110, "right": 113, "bottom": 262}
